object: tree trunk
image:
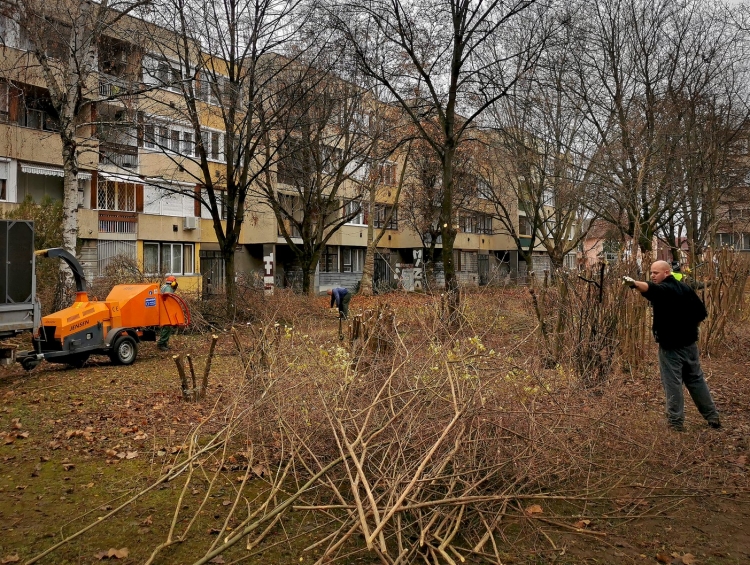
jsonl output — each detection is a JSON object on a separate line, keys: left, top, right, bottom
{"left": 441, "top": 145, "right": 459, "bottom": 315}
{"left": 301, "top": 266, "right": 315, "bottom": 295}
{"left": 222, "top": 246, "right": 236, "bottom": 314}
{"left": 360, "top": 213, "right": 376, "bottom": 296}
{"left": 58, "top": 139, "right": 79, "bottom": 309}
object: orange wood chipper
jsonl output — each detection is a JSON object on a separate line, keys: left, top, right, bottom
{"left": 16, "top": 248, "right": 190, "bottom": 371}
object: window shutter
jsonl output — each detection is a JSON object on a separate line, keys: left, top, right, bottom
{"left": 90, "top": 171, "right": 98, "bottom": 208}
{"left": 136, "top": 184, "right": 143, "bottom": 212}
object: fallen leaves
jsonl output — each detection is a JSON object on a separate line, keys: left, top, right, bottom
{"left": 657, "top": 552, "right": 698, "bottom": 565}
{"left": 1, "top": 554, "right": 20, "bottom": 564}
{"left": 3, "top": 420, "right": 29, "bottom": 444}
{"left": 95, "top": 548, "right": 129, "bottom": 560}
{"left": 524, "top": 504, "right": 543, "bottom": 516}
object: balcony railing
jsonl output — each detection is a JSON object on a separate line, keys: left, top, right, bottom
{"left": 16, "top": 108, "right": 59, "bottom": 132}
{"left": 100, "top": 142, "right": 138, "bottom": 169}
{"left": 98, "top": 74, "right": 139, "bottom": 99}
{"left": 98, "top": 210, "right": 137, "bottom": 234}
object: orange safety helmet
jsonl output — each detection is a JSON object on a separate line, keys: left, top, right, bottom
{"left": 165, "top": 275, "right": 177, "bottom": 283}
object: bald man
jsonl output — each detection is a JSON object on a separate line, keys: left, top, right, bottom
{"left": 623, "top": 261, "right": 720, "bottom": 431}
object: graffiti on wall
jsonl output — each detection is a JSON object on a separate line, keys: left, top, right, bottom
{"left": 263, "top": 252, "right": 274, "bottom": 295}
{"left": 393, "top": 249, "right": 424, "bottom": 291}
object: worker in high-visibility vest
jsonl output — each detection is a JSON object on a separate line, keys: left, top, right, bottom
{"left": 158, "top": 275, "right": 179, "bottom": 351}
{"left": 671, "top": 262, "right": 704, "bottom": 289}
{"left": 671, "top": 262, "right": 684, "bottom": 282}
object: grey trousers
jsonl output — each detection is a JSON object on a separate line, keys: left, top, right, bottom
{"left": 339, "top": 292, "right": 352, "bottom": 319}
{"left": 658, "top": 343, "right": 719, "bottom": 427}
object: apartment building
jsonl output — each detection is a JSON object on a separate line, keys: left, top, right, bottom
{"left": 0, "top": 6, "right": 528, "bottom": 296}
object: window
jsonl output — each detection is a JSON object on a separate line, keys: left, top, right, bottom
{"left": 344, "top": 199, "right": 365, "bottom": 225}
{"left": 729, "top": 208, "right": 748, "bottom": 220}
{"left": 97, "top": 240, "right": 137, "bottom": 276}
{"left": 715, "top": 233, "right": 734, "bottom": 247}
{"left": 196, "top": 72, "right": 209, "bottom": 101}
{"left": 341, "top": 247, "right": 365, "bottom": 272}
{"left": 351, "top": 111, "right": 370, "bottom": 132}
{"left": 196, "top": 130, "right": 223, "bottom": 161}
{"left": 171, "top": 129, "right": 181, "bottom": 153}
{"left": 476, "top": 214, "right": 492, "bottom": 234}
{"left": 143, "top": 242, "right": 195, "bottom": 275}
{"left": 183, "top": 132, "right": 194, "bottom": 156}
{"left": 320, "top": 246, "right": 338, "bottom": 273}
{"left": 373, "top": 205, "right": 397, "bottom": 229}
{"left": 211, "top": 132, "right": 220, "bottom": 160}
{"left": 379, "top": 161, "right": 396, "bottom": 186}
{"left": 461, "top": 215, "right": 474, "bottom": 233}
{"left": 477, "top": 180, "right": 493, "bottom": 200}
{"left": 144, "top": 124, "right": 155, "bottom": 148}
{"left": 200, "top": 188, "right": 228, "bottom": 220}
{"left": 156, "top": 60, "right": 181, "bottom": 91}
{"left": 564, "top": 253, "right": 577, "bottom": 270}
{"left": 518, "top": 215, "right": 532, "bottom": 236}
{"left": 157, "top": 126, "right": 169, "bottom": 148}
{"left": 322, "top": 145, "right": 342, "bottom": 175}
{"left": 459, "top": 251, "right": 478, "bottom": 272}
{"left": 542, "top": 188, "right": 555, "bottom": 207}
{"left": 143, "top": 118, "right": 206, "bottom": 158}
{"left": 0, "top": 160, "right": 7, "bottom": 200}
{"left": 97, "top": 178, "right": 136, "bottom": 211}
{"left": 742, "top": 234, "right": 750, "bottom": 250}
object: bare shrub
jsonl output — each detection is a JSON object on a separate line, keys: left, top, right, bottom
{"left": 28, "top": 294, "right": 741, "bottom": 565}
{"left": 696, "top": 247, "right": 750, "bottom": 352}
{"left": 87, "top": 254, "right": 156, "bottom": 300}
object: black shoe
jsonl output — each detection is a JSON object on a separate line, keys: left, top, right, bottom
{"left": 158, "top": 344, "right": 169, "bottom": 351}
{"left": 669, "top": 423, "right": 685, "bottom": 432}
{"left": 708, "top": 420, "right": 722, "bottom": 429}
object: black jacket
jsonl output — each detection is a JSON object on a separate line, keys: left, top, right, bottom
{"left": 642, "top": 275, "right": 707, "bottom": 349}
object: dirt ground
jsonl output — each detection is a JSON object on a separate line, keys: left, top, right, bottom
{"left": 0, "top": 291, "right": 748, "bottom": 565}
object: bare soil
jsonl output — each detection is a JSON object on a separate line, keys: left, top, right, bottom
{"left": 0, "top": 290, "right": 748, "bottom": 565}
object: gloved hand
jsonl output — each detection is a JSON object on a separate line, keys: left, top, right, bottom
{"left": 622, "top": 276, "right": 636, "bottom": 288}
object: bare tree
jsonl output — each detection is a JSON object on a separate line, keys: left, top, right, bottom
{"left": 400, "top": 137, "right": 478, "bottom": 290}
{"left": 140, "top": 0, "right": 313, "bottom": 307}
{"left": 357, "top": 131, "right": 410, "bottom": 297}
{"left": 484, "top": 8, "right": 595, "bottom": 272}
{"left": 257, "top": 60, "right": 385, "bottom": 294}
{"left": 1, "top": 0, "right": 148, "bottom": 302}
{"left": 655, "top": 16, "right": 750, "bottom": 264}
{"left": 572, "top": 0, "right": 747, "bottom": 257}
{"left": 330, "top": 0, "right": 547, "bottom": 312}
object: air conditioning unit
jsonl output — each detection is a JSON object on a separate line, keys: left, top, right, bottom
{"left": 183, "top": 216, "right": 198, "bottom": 230}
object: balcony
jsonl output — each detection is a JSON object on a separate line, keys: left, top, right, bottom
{"left": 100, "top": 142, "right": 138, "bottom": 170}
{"left": 98, "top": 74, "right": 139, "bottom": 99}
{"left": 98, "top": 210, "right": 137, "bottom": 235}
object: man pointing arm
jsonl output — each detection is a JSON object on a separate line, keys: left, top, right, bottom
{"left": 623, "top": 261, "right": 720, "bottom": 431}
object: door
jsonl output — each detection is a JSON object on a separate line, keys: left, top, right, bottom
{"left": 478, "top": 254, "right": 489, "bottom": 286}
{"left": 373, "top": 253, "right": 393, "bottom": 294}
{"left": 200, "top": 251, "right": 225, "bottom": 297}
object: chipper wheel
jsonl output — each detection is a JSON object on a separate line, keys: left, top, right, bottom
{"left": 21, "top": 357, "right": 41, "bottom": 371}
{"left": 110, "top": 335, "right": 138, "bottom": 365}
